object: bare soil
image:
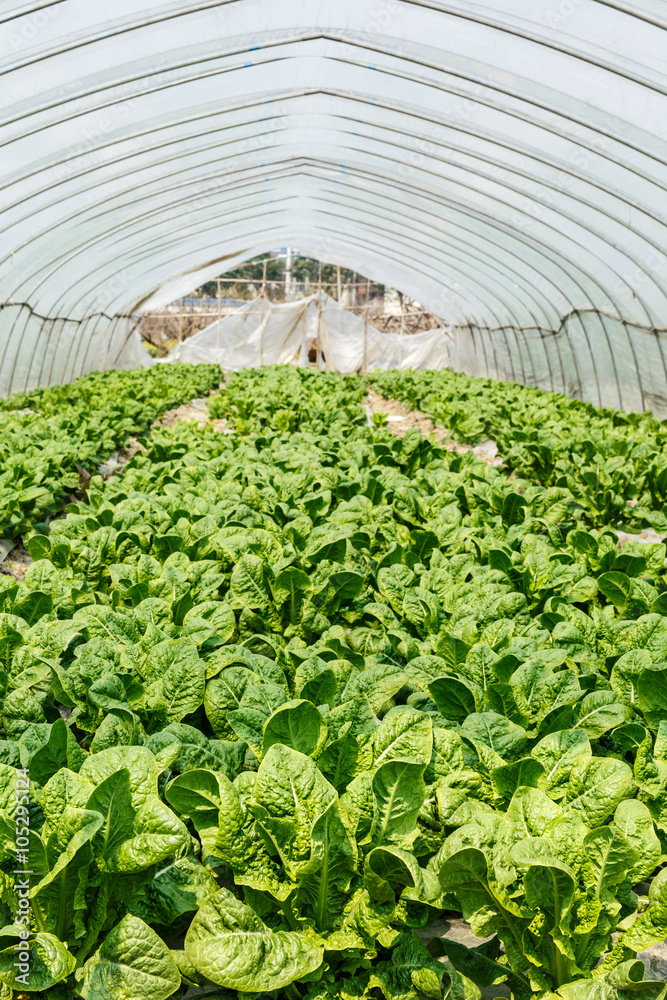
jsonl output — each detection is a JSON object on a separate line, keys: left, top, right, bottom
{"left": 363, "top": 390, "right": 503, "bottom": 467}
{"left": 0, "top": 542, "right": 32, "bottom": 580}
{"left": 158, "top": 397, "right": 212, "bottom": 428}
{"left": 157, "top": 392, "right": 230, "bottom": 434}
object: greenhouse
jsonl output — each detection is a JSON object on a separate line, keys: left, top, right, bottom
{"left": 2, "top": 2, "right": 667, "bottom": 409}
{"left": 3, "top": 3, "right": 667, "bottom": 1000}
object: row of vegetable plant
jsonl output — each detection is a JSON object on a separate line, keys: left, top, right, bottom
{"left": 0, "top": 364, "right": 221, "bottom": 542}
{"left": 369, "top": 369, "right": 667, "bottom": 531}
{"left": 2, "top": 365, "right": 667, "bottom": 1000}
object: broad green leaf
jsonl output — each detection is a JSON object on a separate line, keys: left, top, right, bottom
{"left": 522, "top": 855, "right": 576, "bottom": 939}
{"left": 491, "top": 757, "right": 545, "bottom": 801}
{"left": 433, "top": 937, "right": 527, "bottom": 1000}
{"left": 611, "top": 650, "right": 651, "bottom": 708}
{"left": 254, "top": 745, "right": 336, "bottom": 872}
{"left": 461, "top": 712, "right": 527, "bottom": 762}
{"left": 319, "top": 726, "right": 374, "bottom": 791}
{"left": 501, "top": 493, "right": 527, "bottom": 526}
{"left": 531, "top": 729, "right": 591, "bottom": 801}
{"left": 299, "top": 668, "right": 337, "bottom": 708}
{"left": 0, "top": 927, "right": 76, "bottom": 994}
{"left": 607, "top": 869, "right": 667, "bottom": 967}
{"left": 273, "top": 567, "right": 312, "bottom": 623}
{"left": 506, "top": 786, "right": 562, "bottom": 837}
{"left": 87, "top": 769, "right": 189, "bottom": 872}
{"left": 343, "top": 663, "right": 407, "bottom": 713}
{"left": 598, "top": 572, "right": 632, "bottom": 611}
{"left": 145, "top": 723, "right": 246, "bottom": 778}
{"left": 297, "top": 800, "right": 357, "bottom": 930}
{"left": 28, "top": 718, "right": 86, "bottom": 785}
{"left": 373, "top": 707, "right": 433, "bottom": 768}
{"left": 129, "top": 856, "right": 219, "bottom": 935}
{"left": 229, "top": 554, "right": 273, "bottom": 611}
{"left": 367, "top": 846, "right": 440, "bottom": 902}
{"left": 509, "top": 659, "right": 581, "bottom": 724}
{"left": 146, "top": 639, "right": 204, "bottom": 723}
{"left": 226, "top": 708, "right": 266, "bottom": 759}
{"left": 436, "top": 846, "right": 527, "bottom": 928}
{"left": 370, "top": 931, "right": 448, "bottom": 1000}
{"left": 30, "top": 806, "right": 102, "bottom": 899}
{"left": 79, "top": 746, "right": 159, "bottom": 806}
{"left": 86, "top": 769, "right": 135, "bottom": 868}
{"left": 76, "top": 914, "right": 181, "bottom": 1000}
{"left": 564, "top": 758, "right": 636, "bottom": 827}
{"left": 262, "top": 699, "right": 327, "bottom": 758}
{"left": 165, "top": 769, "right": 225, "bottom": 860}
{"left": 327, "top": 696, "right": 376, "bottom": 738}
{"left": 428, "top": 676, "right": 478, "bottom": 723}
{"left": 370, "top": 759, "right": 426, "bottom": 849}
{"left": 0, "top": 763, "right": 19, "bottom": 861}
{"left": 584, "top": 825, "right": 637, "bottom": 896}
{"left": 638, "top": 665, "right": 667, "bottom": 730}
{"left": 184, "top": 887, "right": 324, "bottom": 990}
{"left": 573, "top": 691, "right": 633, "bottom": 738}
{"left": 611, "top": 799, "right": 661, "bottom": 882}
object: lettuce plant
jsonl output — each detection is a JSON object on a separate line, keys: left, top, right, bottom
{"left": 0, "top": 365, "right": 666, "bottom": 999}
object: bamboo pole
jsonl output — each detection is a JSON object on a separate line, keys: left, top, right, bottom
{"left": 399, "top": 292, "right": 405, "bottom": 368}
{"left": 362, "top": 279, "right": 371, "bottom": 373}
{"left": 337, "top": 265, "right": 342, "bottom": 306}
{"left": 286, "top": 247, "right": 293, "bottom": 301}
{"left": 216, "top": 277, "right": 222, "bottom": 364}
{"left": 316, "top": 261, "right": 323, "bottom": 369}
{"left": 259, "top": 259, "right": 267, "bottom": 366}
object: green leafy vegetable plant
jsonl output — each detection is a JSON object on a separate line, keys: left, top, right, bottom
{"left": 0, "top": 364, "right": 665, "bottom": 1000}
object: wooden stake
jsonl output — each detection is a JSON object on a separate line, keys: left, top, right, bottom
{"left": 316, "top": 261, "right": 322, "bottom": 369}
{"left": 362, "top": 279, "right": 371, "bottom": 373}
{"left": 216, "top": 277, "right": 222, "bottom": 364}
{"left": 260, "top": 259, "right": 267, "bottom": 366}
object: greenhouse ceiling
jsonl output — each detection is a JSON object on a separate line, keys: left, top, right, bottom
{"left": 1, "top": 1, "right": 667, "bottom": 408}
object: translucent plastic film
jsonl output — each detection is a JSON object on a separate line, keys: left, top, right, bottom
{"left": 1, "top": 2, "right": 667, "bottom": 408}
{"left": 172, "top": 294, "right": 451, "bottom": 373}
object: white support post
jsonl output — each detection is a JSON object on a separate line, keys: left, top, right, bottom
{"left": 216, "top": 277, "right": 222, "bottom": 364}
{"left": 260, "top": 260, "right": 267, "bottom": 366}
{"left": 285, "top": 247, "right": 292, "bottom": 301}
{"left": 316, "top": 260, "right": 322, "bottom": 369}
{"left": 362, "top": 279, "right": 371, "bottom": 373}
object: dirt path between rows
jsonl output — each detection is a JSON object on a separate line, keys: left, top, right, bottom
{"left": 2, "top": 387, "right": 661, "bottom": 579}
{"left": 363, "top": 389, "right": 504, "bottom": 467}
{"left": 1, "top": 396, "right": 227, "bottom": 580}
{"left": 362, "top": 391, "right": 665, "bottom": 549}
{"left": 158, "top": 393, "right": 232, "bottom": 435}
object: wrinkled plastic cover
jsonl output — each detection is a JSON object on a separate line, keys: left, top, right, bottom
{"left": 172, "top": 293, "right": 451, "bottom": 372}
{"left": 1, "top": 2, "right": 667, "bottom": 409}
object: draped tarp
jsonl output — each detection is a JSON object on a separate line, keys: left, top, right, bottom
{"left": 170, "top": 294, "right": 451, "bottom": 372}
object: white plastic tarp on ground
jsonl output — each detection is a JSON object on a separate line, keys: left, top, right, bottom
{"left": 169, "top": 294, "right": 451, "bottom": 372}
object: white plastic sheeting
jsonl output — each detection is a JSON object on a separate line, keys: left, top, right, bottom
{"left": 172, "top": 298, "right": 309, "bottom": 369}
{"left": 2, "top": 2, "right": 667, "bottom": 409}
{"left": 172, "top": 294, "right": 451, "bottom": 372}
{"left": 318, "top": 298, "right": 452, "bottom": 374}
